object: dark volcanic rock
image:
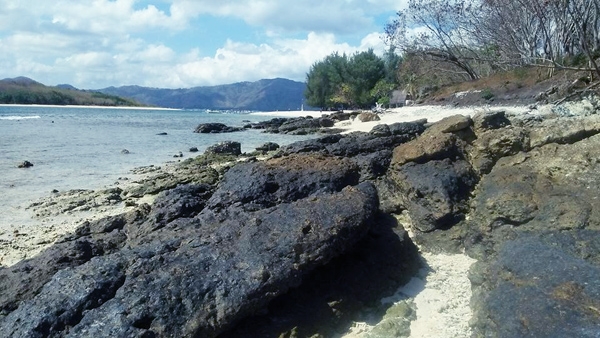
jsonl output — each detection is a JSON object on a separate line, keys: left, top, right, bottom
{"left": 205, "top": 141, "right": 242, "bottom": 155}
{"left": 255, "top": 142, "right": 280, "bottom": 152}
{"left": 249, "top": 116, "right": 338, "bottom": 135}
{"left": 0, "top": 182, "right": 379, "bottom": 338}
{"left": 471, "top": 234, "right": 600, "bottom": 337}
{"left": 386, "top": 159, "right": 477, "bottom": 232}
{"left": 206, "top": 154, "right": 361, "bottom": 212}
{"left": 472, "top": 110, "right": 510, "bottom": 131}
{"left": 194, "top": 123, "right": 243, "bottom": 133}
{"left": 221, "top": 213, "right": 421, "bottom": 337}
{"left": 327, "top": 110, "right": 361, "bottom": 122}
{"left": 17, "top": 160, "right": 33, "bottom": 168}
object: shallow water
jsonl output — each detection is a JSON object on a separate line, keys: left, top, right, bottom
{"left": 0, "top": 105, "right": 311, "bottom": 220}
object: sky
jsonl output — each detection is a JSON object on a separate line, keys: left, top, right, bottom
{"left": 0, "top": 0, "right": 407, "bottom": 89}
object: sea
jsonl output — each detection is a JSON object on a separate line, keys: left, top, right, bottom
{"left": 0, "top": 105, "right": 313, "bottom": 220}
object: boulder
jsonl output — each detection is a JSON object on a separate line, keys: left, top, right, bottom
{"left": 391, "top": 133, "right": 462, "bottom": 167}
{"left": 370, "top": 121, "right": 426, "bottom": 138}
{"left": 17, "top": 161, "right": 33, "bottom": 168}
{"left": 255, "top": 142, "right": 280, "bottom": 152}
{"left": 529, "top": 115, "right": 600, "bottom": 148}
{"left": 468, "top": 126, "right": 530, "bottom": 174}
{"left": 194, "top": 123, "right": 243, "bottom": 133}
{"left": 425, "top": 114, "right": 472, "bottom": 135}
{"left": 328, "top": 110, "right": 361, "bottom": 122}
{"left": 461, "top": 132, "right": 600, "bottom": 336}
{"left": 319, "top": 118, "right": 335, "bottom": 127}
{"left": 206, "top": 154, "right": 361, "bottom": 212}
{"left": 472, "top": 110, "right": 510, "bottom": 131}
{"left": 386, "top": 159, "right": 477, "bottom": 232}
{"left": 0, "top": 184, "right": 379, "bottom": 338}
{"left": 358, "top": 112, "right": 380, "bottom": 122}
{"left": 205, "top": 141, "right": 242, "bottom": 156}
{"left": 189, "top": 147, "right": 199, "bottom": 152}
{"left": 249, "top": 116, "right": 335, "bottom": 135}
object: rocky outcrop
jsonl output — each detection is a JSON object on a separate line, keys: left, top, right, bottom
{"left": 194, "top": 122, "right": 243, "bottom": 133}
{"left": 255, "top": 142, "right": 279, "bottom": 152}
{"left": 204, "top": 141, "right": 242, "bottom": 156}
{"left": 247, "top": 115, "right": 341, "bottom": 135}
{"left": 0, "top": 151, "right": 402, "bottom": 337}
{"left": 379, "top": 107, "right": 600, "bottom": 336}
{"left": 6, "top": 102, "right": 600, "bottom": 337}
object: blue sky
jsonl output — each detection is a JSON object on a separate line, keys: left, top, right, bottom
{"left": 0, "top": 0, "right": 407, "bottom": 89}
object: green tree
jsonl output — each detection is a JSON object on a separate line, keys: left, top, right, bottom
{"left": 347, "top": 49, "right": 386, "bottom": 107}
{"left": 305, "top": 52, "right": 349, "bottom": 109}
{"left": 305, "top": 50, "right": 397, "bottom": 109}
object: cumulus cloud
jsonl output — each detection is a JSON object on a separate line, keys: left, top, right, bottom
{"left": 104, "top": 31, "right": 385, "bottom": 89}
{"left": 0, "top": 0, "right": 402, "bottom": 88}
{"left": 169, "top": 0, "right": 411, "bottom": 34}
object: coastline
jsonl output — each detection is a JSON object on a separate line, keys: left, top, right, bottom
{"left": 0, "top": 103, "right": 180, "bottom": 110}
{"left": 5, "top": 101, "right": 588, "bottom": 337}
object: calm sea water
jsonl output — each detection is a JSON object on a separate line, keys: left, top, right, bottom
{"left": 0, "top": 105, "right": 311, "bottom": 214}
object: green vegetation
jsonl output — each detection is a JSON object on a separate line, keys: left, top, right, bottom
{"left": 0, "top": 77, "right": 144, "bottom": 106}
{"left": 480, "top": 88, "right": 494, "bottom": 101}
{"left": 304, "top": 49, "right": 400, "bottom": 110}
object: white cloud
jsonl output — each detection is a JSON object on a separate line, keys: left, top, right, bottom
{"left": 0, "top": 0, "right": 401, "bottom": 88}
{"left": 169, "top": 0, "right": 374, "bottom": 34}
{"left": 50, "top": 0, "right": 184, "bottom": 34}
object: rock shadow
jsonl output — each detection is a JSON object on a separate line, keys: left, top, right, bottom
{"left": 219, "top": 212, "right": 422, "bottom": 337}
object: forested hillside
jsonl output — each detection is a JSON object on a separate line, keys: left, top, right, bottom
{"left": 99, "top": 78, "right": 307, "bottom": 111}
{"left": 0, "top": 77, "right": 143, "bottom": 106}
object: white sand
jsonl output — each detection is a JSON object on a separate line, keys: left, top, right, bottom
{"left": 250, "top": 110, "right": 321, "bottom": 117}
{"left": 405, "top": 252, "right": 476, "bottom": 337}
{"left": 336, "top": 104, "right": 532, "bottom": 133}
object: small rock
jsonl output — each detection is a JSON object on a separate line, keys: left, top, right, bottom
{"left": 255, "top": 142, "right": 280, "bottom": 152}
{"left": 173, "top": 152, "right": 183, "bottom": 158}
{"left": 205, "top": 141, "right": 242, "bottom": 156}
{"left": 157, "top": 132, "right": 168, "bottom": 136}
{"left": 426, "top": 114, "right": 472, "bottom": 134}
{"left": 189, "top": 147, "right": 199, "bottom": 152}
{"left": 472, "top": 111, "right": 510, "bottom": 131}
{"left": 194, "top": 123, "right": 243, "bottom": 133}
{"left": 121, "top": 149, "right": 130, "bottom": 154}
{"left": 17, "top": 161, "right": 33, "bottom": 168}
{"left": 358, "top": 112, "right": 381, "bottom": 122}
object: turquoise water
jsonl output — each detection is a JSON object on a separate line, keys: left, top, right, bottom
{"left": 0, "top": 105, "right": 310, "bottom": 213}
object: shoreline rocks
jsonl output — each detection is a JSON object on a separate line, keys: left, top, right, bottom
{"left": 4, "top": 101, "right": 600, "bottom": 337}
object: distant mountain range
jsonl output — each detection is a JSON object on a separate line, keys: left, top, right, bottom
{"left": 0, "top": 77, "right": 308, "bottom": 111}
{"left": 0, "top": 77, "right": 143, "bottom": 107}
{"left": 98, "top": 78, "right": 308, "bottom": 111}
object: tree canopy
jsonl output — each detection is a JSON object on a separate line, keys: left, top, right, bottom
{"left": 305, "top": 49, "right": 399, "bottom": 110}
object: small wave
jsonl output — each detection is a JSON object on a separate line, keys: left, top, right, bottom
{"left": 0, "top": 115, "right": 41, "bottom": 120}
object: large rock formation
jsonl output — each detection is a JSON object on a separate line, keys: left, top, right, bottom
{"left": 4, "top": 102, "right": 600, "bottom": 337}
{"left": 0, "top": 152, "right": 405, "bottom": 338}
